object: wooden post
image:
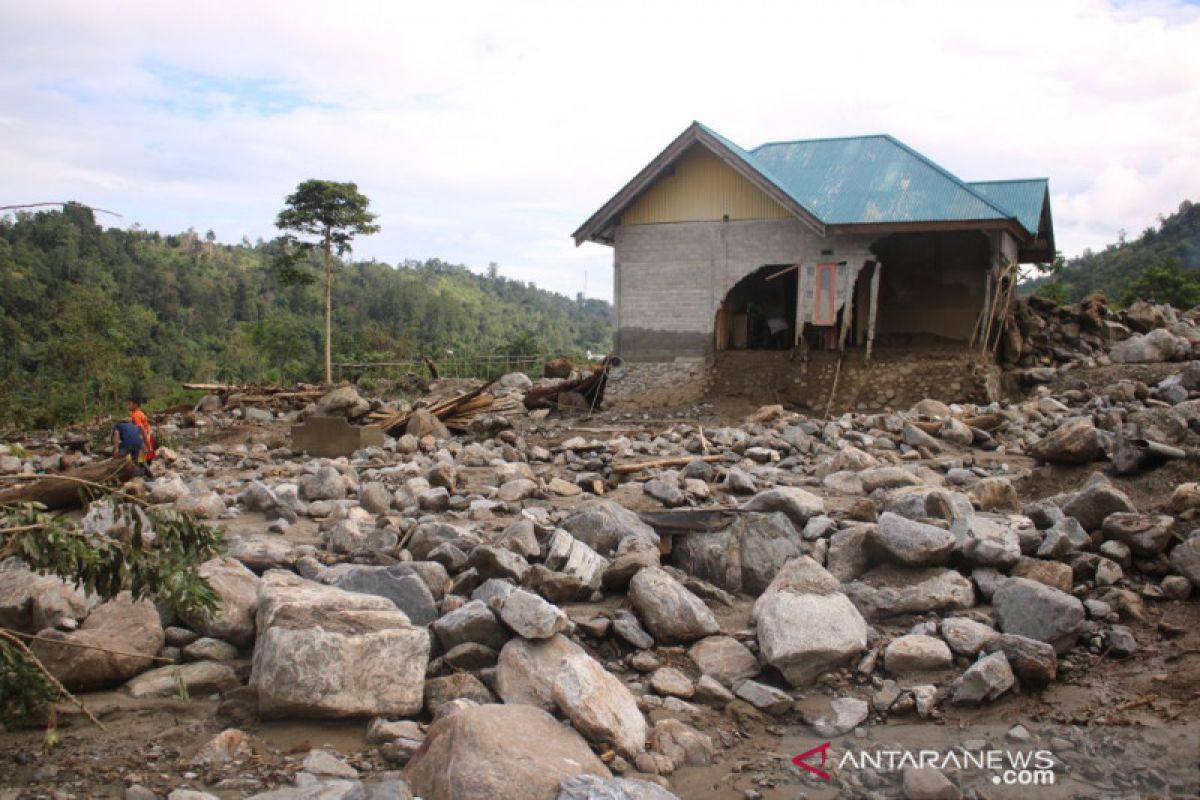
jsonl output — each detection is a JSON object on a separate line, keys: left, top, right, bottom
{"left": 972, "top": 269, "right": 992, "bottom": 350}
{"left": 865, "top": 260, "right": 882, "bottom": 364}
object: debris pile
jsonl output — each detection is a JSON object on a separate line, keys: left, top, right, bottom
{"left": 2, "top": 318, "right": 1199, "bottom": 799}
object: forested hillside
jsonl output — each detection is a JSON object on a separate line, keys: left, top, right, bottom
{"left": 0, "top": 205, "right": 611, "bottom": 428}
{"left": 1023, "top": 199, "right": 1200, "bottom": 306}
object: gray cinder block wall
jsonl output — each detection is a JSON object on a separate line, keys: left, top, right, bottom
{"left": 613, "top": 218, "right": 873, "bottom": 362}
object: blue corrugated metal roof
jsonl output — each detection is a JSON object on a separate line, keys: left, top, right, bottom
{"left": 746, "top": 134, "right": 1013, "bottom": 227}
{"left": 968, "top": 179, "right": 1048, "bottom": 237}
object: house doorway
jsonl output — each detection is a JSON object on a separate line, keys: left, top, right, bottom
{"left": 714, "top": 264, "right": 798, "bottom": 351}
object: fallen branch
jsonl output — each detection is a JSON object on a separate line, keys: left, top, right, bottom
{"left": 4, "top": 629, "right": 173, "bottom": 664}
{"left": 612, "top": 454, "right": 722, "bottom": 475}
{"left": 0, "top": 458, "right": 134, "bottom": 511}
{"left": 0, "top": 629, "right": 106, "bottom": 731}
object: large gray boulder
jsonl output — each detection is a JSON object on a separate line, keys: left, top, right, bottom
{"left": 752, "top": 557, "right": 867, "bottom": 686}
{"left": 844, "top": 565, "right": 975, "bottom": 620}
{"left": 670, "top": 511, "right": 804, "bottom": 595}
{"left": 552, "top": 652, "right": 646, "bottom": 758}
{"left": 31, "top": 593, "right": 164, "bottom": 692}
{"left": 1110, "top": 328, "right": 1188, "bottom": 363}
{"left": 992, "top": 577, "right": 1085, "bottom": 654}
{"left": 1061, "top": 478, "right": 1136, "bottom": 531}
{"left": 628, "top": 568, "right": 719, "bottom": 644}
{"left": 558, "top": 775, "right": 679, "bottom": 800}
{"left": 250, "top": 571, "right": 429, "bottom": 718}
{"left": 432, "top": 599, "right": 509, "bottom": 652}
{"left": 1030, "top": 418, "right": 1105, "bottom": 464}
{"left": 332, "top": 565, "right": 438, "bottom": 626}
{"left": 180, "top": 557, "right": 260, "bottom": 647}
{"left": 496, "top": 634, "right": 585, "bottom": 711}
{"left": 1101, "top": 513, "right": 1175, "bottom": 557}
{"left": 738, "top": 487, "right": 824, "bottom": 529}
{"left": 688, "top": 635, "right": 760, "bottom": 688}
{"left": 404, "top": 703, "right": 608, "bottom": 800}
{"left": 867, "top": 513, "right": 956, "bottom": 567}
{"left": 561, "top": 500, "right": 658, "bottom": 556}
{"left": 1170, "top": 536, "right": 1200, "bottom": 586}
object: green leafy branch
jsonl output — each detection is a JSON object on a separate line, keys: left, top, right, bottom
{"left": 0, "top": 481, "right": 222, "bottom": 737}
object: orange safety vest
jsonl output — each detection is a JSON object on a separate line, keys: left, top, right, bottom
{"left": 131, "top": 408, "right": 156, "bottom": 461}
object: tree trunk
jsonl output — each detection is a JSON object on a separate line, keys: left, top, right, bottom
{"left": 0, "top": 457, "right": 134, "bottom": 511}
{"left": 323, "top": 239, "right": 333, "bottom": 385}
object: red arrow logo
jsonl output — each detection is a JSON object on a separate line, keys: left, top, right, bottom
{"left": 792, "top": 741, "right": 833, "bottom": 781}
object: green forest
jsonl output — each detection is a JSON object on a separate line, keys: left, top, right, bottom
{"left": 1023, "top": 199, "right": 1200, "bottom": 307}
{"left": 0, "top": 205, "right": 612, "bottom": 429}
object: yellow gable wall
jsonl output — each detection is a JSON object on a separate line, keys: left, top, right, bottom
{"left": 621, "top": 144, "right": 791, "bottom": 226}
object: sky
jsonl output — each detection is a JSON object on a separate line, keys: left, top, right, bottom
{"left": 1, "top": 0, "right": 1199, "bottom": 302}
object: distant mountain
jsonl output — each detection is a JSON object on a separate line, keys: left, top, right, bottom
{"left": 0, "top": 205, "right": 611, "bottom": 428}
{"left": 1022, "top": 199, "right": 1200, "bottom": 306}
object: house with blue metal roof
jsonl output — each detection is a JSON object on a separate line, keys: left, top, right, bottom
{"left": 573, "top": 122, "right": 1054, "bottom": 368}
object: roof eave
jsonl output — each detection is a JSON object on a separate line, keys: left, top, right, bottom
{"left": 827, "top": 218, "right": 1027, "bottom": 238}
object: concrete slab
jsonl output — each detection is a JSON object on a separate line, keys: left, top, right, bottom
{"left": 291, "top": 415, "right": 384, "bottom": 458}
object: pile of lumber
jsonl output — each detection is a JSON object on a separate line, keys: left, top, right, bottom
{"left": 183, "top": 383, "right": 324, "bottom": 411}
{"left": 524, "top": 362, "right": 609, "bottom": 411}
{"left": 373, "top": 381, "right": 522, "bottom": 435}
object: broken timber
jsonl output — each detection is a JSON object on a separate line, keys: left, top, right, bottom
{"left": 611, "top": 454, "right": 721, "bottom": 475}
{"left": 0, "top": 457, "right": 135, "bottom": 511}
{"left": 375, "top": 381, "right": 522, "bottom": 436}
{"left": 524, "top": 362, "right": 610, "bottom": 411}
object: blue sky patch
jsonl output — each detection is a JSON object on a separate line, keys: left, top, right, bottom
{"left": 137, "top": 59, "right": 333, "bottom": 118}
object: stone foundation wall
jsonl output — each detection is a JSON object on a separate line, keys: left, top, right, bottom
{"left": 604, "top": 359, "right": 713, "bottom": 409}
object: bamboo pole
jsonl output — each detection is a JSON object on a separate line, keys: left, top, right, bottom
{"left": 611, "top": 455, "right": 721, "bottom": 475}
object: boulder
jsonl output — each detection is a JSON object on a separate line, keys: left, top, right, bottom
{"left": 738, "top": 487, "right": 824, "bottom": 529}
{"left": 405, "top": 703, "right": 608, "bottom": 800}
{"left": 802, "top": 696, "right": 870, "bottom": 737}
{"left": 1030, "top": 418, "right": 1105, "bottom": 464}
{"left": 543, "top": 529, "right": 609, "bottom": 598}
{"left": 670, "top": 511, "right": 803, "bottom": 595}
{"left": 562, "top": 501, "right": 658, "bottom": 556}
{"left": 1170, "top": 537, "right": 1200, "bottom": 586}
{"left": 982, "top": 634, "right": 1058, "bottom": 688}
{"left": 1110, "top": 328, "right": 1187, "bottom": 363}
{"left": 175, "top": 491, "right": 226, "bottom": 520}
{"left": 940, "top": 618, "right": 999, "bottom": 657}
{"left": 552, "top": 652, "right": 647, "bottom": 758}
{"left": 126, "top": 661, "right": 240, "bottom": 699}
{"left": 953, "top": 651, "right": 1015, "bottom": 704}
{"left": 31, "top": 593, "right": 164, "bottom": 692}
{"left": 1102, "top": 513, "right": 1175, "bottom": 557}
{"left": 844, "top": 566, "right": 975, "bottom": 620}
{"left": 1062, "top": 479, "right": 1136, "bottom": 531}
{"left": 496, "top": 634, "right": 586, "bottom": 711}
{"left": 628, "top": 568, "right": 719, "bottom": 644}
{"left": 250, "top": 572, "right": 429, "bottom": 718}
{"left": 180, "top": 557, "right": 260, "bottom": 647}
{"left": 884, "top": 635, "right": 954, "bottom": 674}
{"left": 432, "top": 599, "right": 509, "bottom": 652}
{"left": 500, "top": 589, "right": 568, "bottom": 640}
{"left": 406, "top": 408, "right": 450, "bottom": 439}
{"left": 959, "top": 515, "right": 1022, "bottom": 569}
{"left": 867, "top": 513, "right": 956, "bottom": 567}
{"left": 332, "top": 565, "right": 438, "bottom": 626}
{"left": 648, "top": 718, "right": 713, "bottom": 769}
{"left": 359, "top": 482, "right": 394, "bottom": 515}
{"left": 557, "top": 775, "right": 680, "bottom": 800}
{"left": 316, "top": 385, "right": 370, "bottom": 418}
{"left": 752, "top": 558, "right": 867, "bottom": 686}
{"left": 299, "top": 464, "right": 347, "bottom": 502}
{"left": 992, "top": 577, "right": 1085, "bottom": 654}
{"left": 687, "top": 635, "right": 760, "bottom": 688}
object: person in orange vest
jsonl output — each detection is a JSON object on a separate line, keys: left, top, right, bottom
{"left": 128, "top": 397, "right": 156, "bottom": 474}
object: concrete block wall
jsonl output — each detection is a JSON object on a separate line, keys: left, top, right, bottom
{"left": 613, "top": 219, "right": 873, "bottom": 362}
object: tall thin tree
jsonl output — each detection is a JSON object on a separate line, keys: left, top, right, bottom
{"left": 275, "top": 180, "right": 380, "bottom": 384}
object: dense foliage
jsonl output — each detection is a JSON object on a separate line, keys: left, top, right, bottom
{"left": 1023, "top": 199, "right": 1200, "bottom": 306}
{"left": 0, "top": 205, "right": 612, "bottom": 428}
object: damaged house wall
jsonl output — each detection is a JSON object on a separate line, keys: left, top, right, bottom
{"left": 613, "top": 218, "right": 872, "bottom": 361}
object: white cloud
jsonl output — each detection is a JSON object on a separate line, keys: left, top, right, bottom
{"left": 1, "top": 0, "right": 1198, "bottom": 300}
